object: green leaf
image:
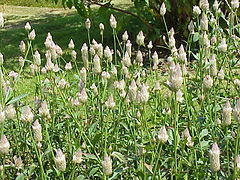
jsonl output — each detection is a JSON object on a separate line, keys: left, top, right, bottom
{"left": 112, "top": 151, "right": 127, "bottom": 163}
{"left": 89, "top": 167, "right": 99, "bottom": 176}
{"left": 193, "top": 32, "right": 199, "bottom": 42}
{"left": 200, "top": 129, "right": 208, "bottom": 139}
{"left": 84, "top": 153, "right": 98, "bottom": 160}
{"left": 76, "top": 175, "right": 85, "bottom": 180}
{"left": 16, "top": 173, "right": 25, "bottom": 180}
{"left": 6, "top": 93, "right": 29, "bottom": 105}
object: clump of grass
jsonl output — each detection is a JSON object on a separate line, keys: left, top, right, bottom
{"left": 0, "top": 0, "right": 240, "bottom": 179}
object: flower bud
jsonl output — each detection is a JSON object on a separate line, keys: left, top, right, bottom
{"left": 231, "top": 0, "right": 239, "bottom": 9}
{"left": 167, "top": 63, "right": 183, "bottom": 91}
{"left": 93, "top": 54, "right": 101, "bottom": 74}
{"left": 19, "top": 41, "right": 26, "bottom": 54}
{"left": 188, "top": 20, "right": 194, "bottom": 34}
{"left": 28, "top": 29, "right": 36, "bottom": 41}
{"left": 136, "top": 31, "right": 145, "bottom": 46}
{"left": 104, "top": 46, "right": 112, "bottom": 63}
{"left": 160, "top": 2, "right": 166, "bottom": 16}
{"left": 77, "top": 88, "right": 88, "bottom": 103}
{"left": 68, "top": 39, "right": 75, "bottom": 49}
{"left": 5, "top": 104, "right": 16, "bottom": 120}
{"left": 102, "top": 154, "right": 112, "bottom": 176}
{"left": 218, "top": 38, "right": 227, "bottom": 52}
{"left": 122, "top": 52, "right": 131, "bottom": 67}
{"left": 33, "top": 50, "right": 41, "bottom": 66}
{"left": 147, "top": 41, "right": 153, "bottom": 49}
{"left": 152, "top": 51, "right": 159, "bottom": 69}
{"left": 25, "top": 22, "right": 31, "bottom": 31}
{"left": 65, "top": 62, "right": 72, "bottom": 70}
{"left": 0, "top": 53, "right": 3, "bottom": 65}
{"left": 122, "top": 31, "right": 128, "bottom": 42}
{"left": 73, "top": 148, "right": 83, "bottom": 164}
{"left": 99, "top": 23, "right": 104, "bottom": 31}
{"left": 13, "top": 156, "right": 23, "bottom": 170}
{"left": 203, "top": 75, "right": 213, "bottom": 90}
{"left": 39, "top": 101, "right": 50, "bottom": 118}
{"left": 209, "top": 143, "right": 220, "bottom": 172}
{"left": 0, "top": 110, "right": 5, "bottom": 123}
{"left": 213, "top": 0, "right": 219, "bottom": 11}
{"left": 126, "top": 40, "right": 132, "bottom": 57}
{"left": 178, "top": 45, "right": 187, "bottom": 64}
{"left": 0, "top": 135, "right": 10, "bottom": 154}
{"left": 199, "top": 0, "right": 209, "bottom": 11}
{"left": 81, "top": 43, "right": 89, "bottom": 69}
{"left": 233, "top": 99, "right": 240, "bottom": 123}
{"left": 200, "top": 13, "right": 208, "bottom": 31}
{"left": 90, "top": 83, "right": 98, "bottom": 95}
{"left": 136, "top": 50, "right": 143, "bottom": 66}
{"left": 235, "top": 155, "right": 240, "bottom": 171}
{"left": 193, "top": 6, "right": 201, "bottom": 16}
{"left": 85, "top": 18, "right": 91, "bottom": 30}
{"left": 110, "top": 14, "right": 117, "bottom": 29}
{"left": 21, "top": 106, "right": 34, "bottom": 123}
{"left": 54, "top": 149, "right": 66, "bottom": 172}
{"left": 157, "top": 126, "right": 168, "bottom": 143}
{"left": 222, "top": 100, "right": 232, "bottom": 126}
{"left": 0, "top": 12, "right": 4, "bottom": 28}
{"left": 32, "top": 120, "right": 42, "bottom": 142}
{"left": 209, "top": 55, "right": 217, "bottom": 76}
{"left": 105, "top": 95, "right": 116, "bottom": 109}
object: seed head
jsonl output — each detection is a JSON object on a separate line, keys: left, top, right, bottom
{"left": 39, "top": 101, "right": 50, "bottom": 118}
{"left": 5, "top": 104, "right": 16, "bottom": 120}
{"left": 235, "top": 155, "right": 240, "bottom": 171}
{"left": 33, "top": 50, "right": 41, "bottom": 66}
{"left": 157, "top": 126, "right": 168, "bottom": 143}
{"left": 203, "top": 75, "right": 213, "bottom": 90}
{"left": 209, "top": 143, "right": 220, "bottom": 172}
{"left": 233, "top": 99, "right": 240, "bottom": 123}
{"left": 200, "top": 13, "right": 208, "bottom": 31}
{"left": 73, "top": 148, "right": 83, "bottom": 164}
{"left": 136, "top": 31, "right": 145, "bottom": 46}
{"left": 32, "top": 120, "right": 42, "bottom": 142}
{"left": 218, "top": 38, "right": 227, "bottom": 52}
{"left": 105, "top": 95, "right": 116, "bottom": 109}
{"left": 54, "top": 149, "right": 66, "bottom": 172}
{"left": 102, "top": 154, "right": 112, "bottom": 176}
{"left": 21, "top": 106, "right": 34, "bottom": 123}
{"left": 222, "top": 100, "right": 232, "bottom": 126}
{"left": 0, "top": 135, "right": 10, "bottom": 154}
{"left": 77, "top": 88, "right": 88, "bottom": 103}
{"left": 93, "top": 54, "right": 101, "bottom": 74}
{"left": 126, "top": 40, "right": 132, "bottom": 57}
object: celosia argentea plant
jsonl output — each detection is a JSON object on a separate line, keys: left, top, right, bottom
{"left": 0, "top": 0, "right": 240, "bottom": 179}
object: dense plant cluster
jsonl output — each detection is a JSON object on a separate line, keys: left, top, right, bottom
{"left": 0, "top": 0, "right": 240, "bottom": 179}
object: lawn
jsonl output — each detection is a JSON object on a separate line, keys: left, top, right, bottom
{"left": 0, "top": 0, "right": 240, "bottom": 179}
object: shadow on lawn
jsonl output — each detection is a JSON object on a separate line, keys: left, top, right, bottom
{"left": 0, "top": 5, "right": 146, "bottom": 70}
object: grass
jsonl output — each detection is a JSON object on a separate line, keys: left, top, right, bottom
{"left": 0, "top": 0, "right": 62, "bottom": 8}
{"left": 0, "top": 1, "right": 240, "bottom": 179}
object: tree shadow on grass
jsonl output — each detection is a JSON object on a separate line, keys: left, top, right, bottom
{"left": 0, "top": 6, "right": 146, "bottom": 70}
